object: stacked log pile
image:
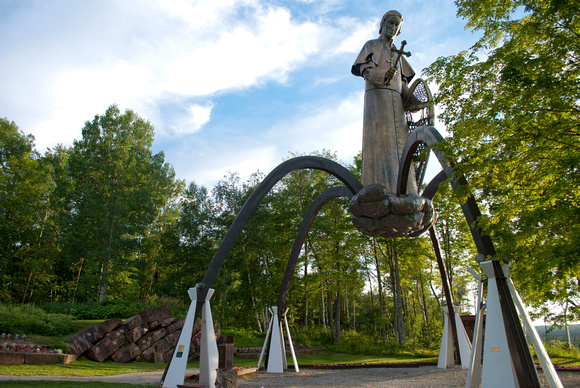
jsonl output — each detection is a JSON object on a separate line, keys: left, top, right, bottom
{"left": 68, "top": 305, "right": 220, "bottom": 363}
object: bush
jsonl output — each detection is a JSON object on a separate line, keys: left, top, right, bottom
{"left": 40, "top": 298, "right": 188, "bottom": 320}
{"left": 291, "top": 326, "right": 334, "bottom": 348}
{"left": 51, "top": 341, "right": 70, "bottom": 353}
{"left": 543, "top": 340, "right": 580, "bottom": 359}
{"left": 40, "top": 301, "right": 150, "bottom": 320}
{"left": 221, "top": 327, "right": 265, "bottom": 347}
{"left": 327, "top": 330, "right": 394, "bottom": 355}
{"left": 0, "top": 305, "right": 74, "bottom": 336}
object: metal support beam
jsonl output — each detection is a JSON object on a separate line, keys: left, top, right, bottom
{"left": 196, "top": 156, "right": 363, "bottom": 317}
{"left": 277, "top": 186, "right": 354, "bottom": 314}
{"left": 430, "top": 226, "right": 461, "bottom": 366}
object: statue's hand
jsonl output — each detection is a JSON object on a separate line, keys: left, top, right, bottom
{"left": 365, "top": 67, "right": 387, "bottom": 84}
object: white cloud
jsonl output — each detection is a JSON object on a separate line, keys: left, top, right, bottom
{"left": 335, "top": 17, "right": 378, "bottom": 54}
{"left": 0, "top": 0, "right": 367, "bottom": 150}
{"left": 267, "top": 92, "right": 364, "bottom": 164}
{"left": 0, "top": 0, "right": 479, "bottom": 188}
{"left": 183, "top": 103, "right": 214, "bottom": 134}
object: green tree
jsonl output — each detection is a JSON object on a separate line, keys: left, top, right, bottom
{"left": 424, "top": 0, "right": 579, "bottom": 315}
{"left": 432, "top": 183, "right": 478, "bottom": 306}
{"left": 0, "top": 119, "right": 54, "bottom": 303}
{"left": 66, "top": 105, "right": 180, "bottom": 302}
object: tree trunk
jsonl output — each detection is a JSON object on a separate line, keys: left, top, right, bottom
{"left": 99, "top": 218, "right": 114, "bottom": 303}
{"left": 334, "top": 289, "right": 341, "bottom": 343}
{"left": 373, "top": 239, "right": 388, "bottom": 345}
{"left": 247, "top": 269, "right": 262, "bottom": 333}
{"left": 394, "top": 241, "right": 405, "bottom": 346}
{"left": 386, "top": 239, "right": 405, "bottom": 346}
{"left": 21, "top": 199, "right": 50, "bottom": 304}
{"left": 565, "top": 300, "right": 571, "bottom": 347}
{"left": 353, "top": 293, "right": 356, "bottom": 330}
{"left": 327, "top": 287, "right": 335, "bottom": 341}
{"left": 418, "top": 271, "right": 430, "bottom": 341}
{"left": 345, "top": 284, "right": 350, "bottom": 321}
{"left": 367, "top": 267, "right": 374, "bottom": 309}
{"left": 334, "top": 249, "right": 341, "bottom": 344}
{"left": 71, "top": 257, "right": 85, "bottom": 303}
{"left": 21, "top": 270, "right": 34, "bottom": 305}
{"left": 263, "top": 306, "right": 269, "bottom": 332}
{"left": 144, "top": 260, "right": 157, "bottom": 303}
{"left": 321, "top": 283, "right": 327, "bottom": 334}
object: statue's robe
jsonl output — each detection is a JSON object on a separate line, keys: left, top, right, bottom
{"left": 352, "top": 35, "right": 418, "bottom": 194}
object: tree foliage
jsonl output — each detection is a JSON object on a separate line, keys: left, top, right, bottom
{"left": 424, "top": 0, "right": 579, "bottom": 319}
{"left": 65, "top": 105, "right": 182, "bottom": 302}
{"left": 0, "top": 119, "right": 54, "bottom": 303}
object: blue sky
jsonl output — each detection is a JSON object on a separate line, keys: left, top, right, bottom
{"left": 0, "top": 0, "right": 479, "bottom": 188}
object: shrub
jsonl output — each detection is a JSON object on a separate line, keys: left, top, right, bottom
{"left": 51, "top": 341, "right": 70, "bottom": 353}
{"left": 291, "top": 326, "right": 334, "bottom": 348}
{"left": 327, "top": 330, "right": 393, "bottom": 355}
{"left": 40, "top": 301, "right": 150, "bottom": 320}
{"left": 0, "top": 305, "right": 74, "bottom": 336}
{"left": 544, "top": 340, "right": 580, "bottom": 359}
{"left": 221, "top": 327, "right": 265, "bottom": 347}
{"left": 40, "top": 298, "right": 188, "bottom": 320}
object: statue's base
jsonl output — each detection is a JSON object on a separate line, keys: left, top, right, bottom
{"left": 350, "top": 184, "right": 436, "bottom": 238}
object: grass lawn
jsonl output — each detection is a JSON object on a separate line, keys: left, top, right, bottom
{"left": 0, "top": 352, "right": 438, "bottom": 378}
{"left": 0, "top": 358, "right": 168, "bottom": 377}
{"left": 546, "top": 356, "right": 580, "bottom": 367}
{"left": 293, "top": 352, "right": 438, "bottom": 365}
{"left": 0, "top": 382, "right": 152, "bottom": 388}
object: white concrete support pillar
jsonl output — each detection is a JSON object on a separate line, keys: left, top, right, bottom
{"left": 199, "top": 288, "right": 219, "bottom": 388}
{"left": 438, "top": 303, "right": 472, "bottom": 369}
{"left": 480, "top": 261, "right": 518, "bottom": 388}
{"left": 258, "top": 307, "right": 299, "bottom": 374}
{"left": 283, "top": 308, "right": 299, "bottom": 372}
{"left": 162, "top": 287, "right": 199, "bottom": 388}
{"left": 455, "top": 304, "right": 472, "bottom": 369}
{"left": 257, "top": 308, "right": 273, "bottom": 370}
{"left": 267, "top": 306, "right": 286, "bottom": 373}
{"left": 162, "top": 287, "right": 218, "bottom": 388}
{"left": 437, "top": 303, "right": 454, "bottom": 369}
{"left": 466, "top": 268, "right": 485, "bottom": 388}
{"left": 507, "top": 278, "right": 563, "bottom": 388}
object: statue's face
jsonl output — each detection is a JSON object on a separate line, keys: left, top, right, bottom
{"left": 381, "top": 17, "right": 401, "bottom": 39}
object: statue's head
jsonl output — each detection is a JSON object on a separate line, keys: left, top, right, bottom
{"left": 379, "top": 10, "right": 403, "bottom": 39}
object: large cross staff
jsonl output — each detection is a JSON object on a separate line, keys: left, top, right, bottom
{"left": 385, "top": 40, "right": 411, "bottom": 85}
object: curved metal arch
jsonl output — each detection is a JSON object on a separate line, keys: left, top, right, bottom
{"left": 198, "top": 156, "right": 363, "bottom": 304}
{"left": 421, "top": 170, "right": 448, "bottom": 201}
{"left": 277, "top": 186, "right": 354, "bottom": 314}
{"left": 397, "top": 126, "right": 495, "bottom": 257}
{"left": 399, "top": 128, "right": 539, "bottom": 386}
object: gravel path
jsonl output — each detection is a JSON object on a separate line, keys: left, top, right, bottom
{"left": 1, "top": 366, "right": 578, "bottom": 387}
{"left": 238, "top": 366, "right": 580, "bottom": 388}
